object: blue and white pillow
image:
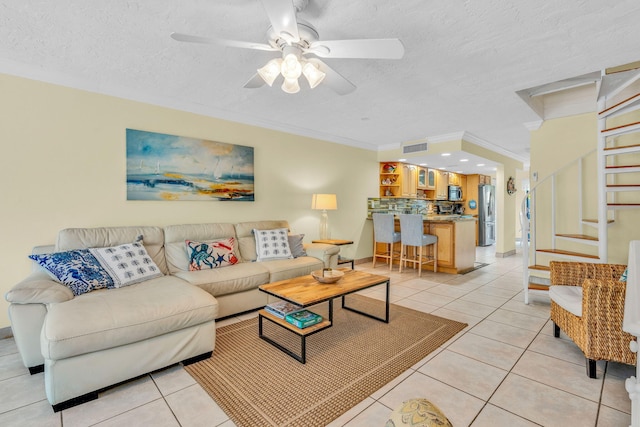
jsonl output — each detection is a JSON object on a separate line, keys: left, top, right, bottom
{"left": 620, "top": 268, "right": 628, "bottom": 282}
{"left": 29, "top": 250, "right": 114, "bottom": 296}
{"left": 90, "top": 242, "right": 163, "bottom": 288}
{"left": 253, "top": 228, "right": 293, "bottom": 261}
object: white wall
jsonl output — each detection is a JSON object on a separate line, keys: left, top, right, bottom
{"left": 0, "top": 73, "right": 379, "bottom": 329}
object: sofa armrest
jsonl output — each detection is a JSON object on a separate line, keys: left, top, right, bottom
{"left": 5, "top": 271, "right": 74, "bottom": 304}
{"left": 550, "top": 261, "right": 627, "bottom": 287}
{"left": 303, "top": 243, "right": 340, "bottom": 269}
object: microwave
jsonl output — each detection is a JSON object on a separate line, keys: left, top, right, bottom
{"left": 448, "top": 185, "right": 463, "bottom": 201}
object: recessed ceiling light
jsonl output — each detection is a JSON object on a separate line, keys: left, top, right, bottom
{"left": 460, "top": 159, "right": 469, "bottom": 162}
{"left": 441, "top": 153, "right": 451, "bottom": 156}
{"left": 493, "top": 167, "right": 497, "bottom": 171}
{"left": 456, "top": 171, "right": 463, "bottom": 173}
{"left": 477, "top": 163, "right": 485, "bottom": 167}
{"left": 438, "top": 167, "right": 446, "bottom": 170}
{"left": 399, "top": 158, "right": 407, "bottom": 162}
{"left": 419, "top": 163, "right": 427, "bottom": 166}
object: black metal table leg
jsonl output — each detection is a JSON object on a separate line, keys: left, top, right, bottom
{"left": 341, "top": 279, "right": 390, "bottom": 323}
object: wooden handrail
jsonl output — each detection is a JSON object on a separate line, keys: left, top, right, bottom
{"left": 599, "top": 92, "right": 640, "bottom": 115}
{"left": 601, "top": 120, "right": 640, "bottom": 133}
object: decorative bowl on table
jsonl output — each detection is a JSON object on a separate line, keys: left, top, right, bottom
{"left": 311, "top": 269, "right": 344, "bottom": 284}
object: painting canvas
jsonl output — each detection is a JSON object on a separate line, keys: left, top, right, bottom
{"left": 126, "top": 129, "right": 254, "bottom": 201}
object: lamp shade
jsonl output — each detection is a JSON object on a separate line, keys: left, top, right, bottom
{"left": 312, "top": 194, "right": 337, "bottom": 210}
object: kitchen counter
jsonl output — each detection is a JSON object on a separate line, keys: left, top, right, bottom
{"left": 367, "top": 213, "right": 476, "bottom": 222}
{"left": 369, "top": 215, "right": 476, "bottom": 274}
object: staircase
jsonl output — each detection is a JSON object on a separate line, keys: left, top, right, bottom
{"left": 522, "top": 68, "right": 640, "bottom": 304}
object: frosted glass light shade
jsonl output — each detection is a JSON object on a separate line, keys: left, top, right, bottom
{"left": 280, "top": 53, "right": 302, "bottom": 79}
{"left": 257, "top": 58, "right": 282, "bottom": 86}
{"left": 302, "top": 62, "right": 326, "bottom": 89}
{"left": 281, "top": 77, "right": 300, "bottom": 94}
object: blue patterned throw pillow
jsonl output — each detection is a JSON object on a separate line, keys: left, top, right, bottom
{"left": 29, "top": 250, "right": 114, "bottom": 296}
{"left": 253, "top": 228, "right": 293, "bottom": 261}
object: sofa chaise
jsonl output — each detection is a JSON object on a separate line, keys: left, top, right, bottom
{"left": 5, "top": 220, "right": 339, "bottom": 411}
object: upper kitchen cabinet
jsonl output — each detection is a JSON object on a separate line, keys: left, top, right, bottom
{"left": 417, "top": 167, "right": 436, "bottom": 191}
{"left": 380, "top": 162, "right": 402, "bottom": 197}
{"left": 448, "top": 172, "right": 461, "bottom": 186}
{"left": 401, "top": 164, "right": 418, "bottom": 197}
{"left": 435, "top": 170, "right": 448, "bottom": 200}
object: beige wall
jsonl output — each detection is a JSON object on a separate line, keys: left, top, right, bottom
{"left": 0, "top": 73, "right": 379, "bottom": 329}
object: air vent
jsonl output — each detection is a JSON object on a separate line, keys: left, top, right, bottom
{"left": 403, "top": 142, "right": 428, "bottom": 154}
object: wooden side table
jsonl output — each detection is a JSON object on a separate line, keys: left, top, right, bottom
{"left": 311, "top": 239, "right": 355, "bottom": 269}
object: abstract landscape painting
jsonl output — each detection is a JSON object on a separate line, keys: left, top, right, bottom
{"left": 126, "top": 129, "right": 254, "bottom": 201}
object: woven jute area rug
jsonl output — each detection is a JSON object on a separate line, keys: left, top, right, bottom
{"left": 185, "top": 295, "right": 466, "bottom": 427}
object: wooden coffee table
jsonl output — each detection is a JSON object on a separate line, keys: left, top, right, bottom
{"left": 258, "top": 269, "right": 390, "bottom": 363}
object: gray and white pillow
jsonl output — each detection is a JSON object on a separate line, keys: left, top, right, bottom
{"left": 90, "top": 242, "right": 163, "bottom": 287}
{"left": 253, "top": 228, "right": 293, "bottom": 261}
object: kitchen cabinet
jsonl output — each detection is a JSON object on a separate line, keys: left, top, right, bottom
{"left": 435, "top": 170, "right": 448, "bottom": 200}
{"left": 427, "top": 169, "right": 436, "bottom": 190}
{"left": 448, "top": 172, "right": 461, "bottom": 186}
{"left": 401, "top": 164, "right": 418, "bottom": 197}
{"left": 417, "top": 167, "right": 427, "bottom": 189}
{"left": 379, "top": 162, "right": 402, "bottom": 197}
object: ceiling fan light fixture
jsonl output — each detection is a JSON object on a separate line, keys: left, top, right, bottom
{"left": 257, "top": 58, "right": 282, "bottom": 86}
{"left": 302, "top": 62, "right": 326, "bottom": 89}
{"left": 281, "top": 77, "right": 300, "bottom": 94}
{"left": 280, "top": 53, "right": 303, "bottom": 80}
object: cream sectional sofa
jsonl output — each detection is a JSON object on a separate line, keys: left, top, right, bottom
{"left": 5, "top": 220, "right": 339, "bottom": 411}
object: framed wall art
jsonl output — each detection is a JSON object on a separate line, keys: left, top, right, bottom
{"left": 126, "top": 129, "right": 254, "bottom": 201}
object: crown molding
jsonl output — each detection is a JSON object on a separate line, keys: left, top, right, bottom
{"left": 523, "top": 120, "right": 543, "bottom": 131}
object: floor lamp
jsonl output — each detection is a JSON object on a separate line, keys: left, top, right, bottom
{"left": 312, "top": 194, "right": 337, "bottom": 240}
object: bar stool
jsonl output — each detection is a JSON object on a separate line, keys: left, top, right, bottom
{"left": 398, "top": 214, "right": 437, "bottom": 277}
{"left": 372, "top": 213, "right": 401, "bottom": 270}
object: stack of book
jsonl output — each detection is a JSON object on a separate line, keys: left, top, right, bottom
{"left": 264, "top": 301, "right": 323, "bottom": 329}
{"left": 285, "top": 310, "right": 323, "bottom": 329}
{"left": 264, "top": 301, "right": 302, "bottom": 319}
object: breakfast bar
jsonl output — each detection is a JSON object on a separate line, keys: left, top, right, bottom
{"left": 368, "top": 198, "right": 477, "bottom": 274}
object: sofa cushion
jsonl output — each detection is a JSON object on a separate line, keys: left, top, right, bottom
{"left": 164, "top": 223, "right": 238, "bottom": 272}
{"left": 235, "top": 220, "right": 291, "bottom": 261}
{"left": 254, "top": 228, "right": 293, "bottom": 261}
{"left": 56, "top": 226, "right": 168, "bottom": 275}
{"left": 187, "top": 238, "right": 239, "bottom": 270}
{"left": 90, "top": 241, "right": 163, "bottom": 287}
{"left": 28, "top": 250, "right": 115, "bottom": 296}
{"left": 261, "top": 256, "right": 324, "bottom": 282}
{"left": 41, "top": 275, "right": 218, "bottom": 360}
{"left": 172, "top": 262, "right": 270, "bottom": 297}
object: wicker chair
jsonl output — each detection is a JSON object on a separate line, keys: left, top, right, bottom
{"left": 549, "top": 261, "right": 636, "bottom": 378}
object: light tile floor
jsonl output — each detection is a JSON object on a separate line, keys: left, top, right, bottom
{"left": 0, "top": 246, "right": 634, "bottom": 426}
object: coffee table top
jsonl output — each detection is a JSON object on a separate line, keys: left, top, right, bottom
{"left": 259, "top": 268, "right": 389, "bottom": 307}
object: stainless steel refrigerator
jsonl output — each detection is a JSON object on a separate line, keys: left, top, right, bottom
{"left": 478, "top": 184, "right": 495, "bottom": 246}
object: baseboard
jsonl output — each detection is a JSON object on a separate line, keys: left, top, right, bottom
{"left": 0, "top": 326, "right": 13, "bottom": 340}
{"left": 495, "top": 250, "right": 516, "bottom": 258}
{"left": 354, "top": 257, "right": 372, "bottom": 265}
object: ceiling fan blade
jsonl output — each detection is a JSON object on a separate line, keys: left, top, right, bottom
{"left": 308, "top": 39, "right": 405, "bottom": 59}
{"left": 170, "top": 32, "right": 276, "bottom": 52}
{"left": 307, "top": 58, "right": 356, "bottom": 95}
{"left": 260, "top": 0, "right": 300, "bottom": 42}
{"left": 243, "top": 73, "right": 267, "bottom": 89}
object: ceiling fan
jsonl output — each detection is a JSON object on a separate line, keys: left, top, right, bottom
{"left": 170, "top": 0, "right": 405, "bottom": 95}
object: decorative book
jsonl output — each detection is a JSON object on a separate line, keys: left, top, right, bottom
{"left": 265, "top": 300, "right": 303, "bottom": 319}
{"left": 285, "top": 310, "right": 323, "bottom": 329}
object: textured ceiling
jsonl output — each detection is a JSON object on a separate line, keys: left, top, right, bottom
{"left": 1, "top": 0, "right": 640, "bottom": 171}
